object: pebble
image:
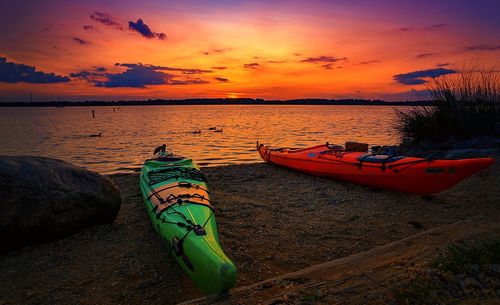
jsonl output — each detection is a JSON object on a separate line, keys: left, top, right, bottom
{"left": 490, "top": 264, "right": 500, "bottom": 274}
{"left": 440, "top": 271, "right": 454, "bottom": 283}
{"left": 468, "top": 264, "right": 480, "bottom": 273}
{"left": 315, "top": 289, "right": 324, "bottom": 298}
{"left": 262, "top": 282, "right": 274, "bottom": 289}
{"left": 407, "top": 221, "right": 423, "bottom": 229}
{"left": 459, "top": 277, "right": 482, "bottom": 289}
{"left": 268, "top": 297, "right": 287, "bottom": 305}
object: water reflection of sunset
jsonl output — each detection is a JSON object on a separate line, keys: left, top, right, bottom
{"left": 0, "top": 105, "right": 401, "bottom": 173}
{"left": 1, "top": 1, "right": 499, "bottom": 102}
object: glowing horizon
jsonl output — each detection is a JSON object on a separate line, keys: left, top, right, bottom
{"left": 0, "top": 0, "right": 499, "bottom": 102}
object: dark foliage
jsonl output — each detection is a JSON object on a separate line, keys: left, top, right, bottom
{"left": 396, "top": 66, "right": 500, "bottom": 145}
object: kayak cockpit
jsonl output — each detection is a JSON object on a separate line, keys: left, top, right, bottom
{"left": 146, "top": 156, "right": 185, "bottom": 162}
{"left": 357, "top": 154, "right": 406, "bottom": 163}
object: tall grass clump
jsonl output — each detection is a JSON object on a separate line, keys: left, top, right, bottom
{"left": 396, "top": 66, "right": 500, "bottom": 145}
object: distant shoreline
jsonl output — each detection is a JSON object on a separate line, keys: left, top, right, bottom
{"left": 0, "top": 98, "right": 433, "bottom": 107}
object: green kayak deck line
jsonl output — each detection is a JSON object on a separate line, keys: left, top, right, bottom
{"left": 139, "top": 154, "right": 237, "bottom": 295}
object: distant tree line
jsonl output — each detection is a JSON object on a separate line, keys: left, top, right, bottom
{"left": 0, "top": 98, "right": 434, "bottom": 107}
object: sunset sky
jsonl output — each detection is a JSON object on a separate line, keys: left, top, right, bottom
{"left": 0, "top": 0, "right": 499, "bottom": 102}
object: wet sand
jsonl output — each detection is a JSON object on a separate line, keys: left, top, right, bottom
{"left": 0, "top": 161, "right": 499, "bottom": 304}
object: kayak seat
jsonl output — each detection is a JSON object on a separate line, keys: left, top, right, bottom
{"left": 357, "top": 154, "right": 406, "bottom": 163}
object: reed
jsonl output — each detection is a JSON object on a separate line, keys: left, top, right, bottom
{"left": 396, "top": 65, "right": 500, "bottom": 145}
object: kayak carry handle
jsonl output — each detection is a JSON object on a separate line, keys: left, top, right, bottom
{"left": 256, "top": 141, "right": 264, "bottom": 151}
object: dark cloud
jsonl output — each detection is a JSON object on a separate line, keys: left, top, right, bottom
{"left": 424, "top": 23, "right": 448, "bottom": 30}
{"left": 464, "top": 44, "right": 500, "bottom": 51}
{"left": 83, "top": 25, "right": 95, "bottom": 31}
{"left": 95, "top": 64, "right": 170, "bottom": 88}
{"left": 211, "top": 66, "right": 227, "bottom": 70}
{"left": 90, "top": 11, "right": 123, "bottom": 30}
{"left": 321, "top": 64, "right": 333, "bottom": 69}
{"left": 81, "top": 63, "right": 211, "bottom": 88}
{"left": 436, "top": 63, "right": 450, "bottom": 67}
{"left": 393, "top": 68, "right": 456, "bottom": 85}
{"left": 69, "top": 71, "right": 94, "bottom": 79}
{"left": 301, "top": 56, "right": 347, "bottom": 63}
{"left": 396, "top": 24, "right": 447, "bottom": 32}
{"left": 168, "top": 67, "right": 211, "bottom": 74}
{"left": 41, "top": 24, "right": 65, "bottom": 33}
{"left": 358, "top": 60, "right": 381, "bottom": 65}
{"left": 116, "top": 63, "right": 211, "bottom": 74}
{"left": 215, "top": 77, "right": 228, "bottom": 82}
{"left": 70, "top": 67, "right": 106, "bottom": 79}
{"left": 243, "top": 63, "right": 259, "bottom": 69}
{"left": 168, "top": 78, "right": 209, "bottom": 85}
{"left": 128, "top": 19, "right": 166, "bottom": 40}
{"left": 416, "top": 52, "right": 435, "bottom": 59}
{"left": 72, "top": 37, "right": 90, "bottom": 45}
{"left": 204, "top": 48, "right": 231, "bottom": 55}
{"left": 268, "top": 60, "right": 286, "bottom": 64}
{"left": 0, "top": 57, "right": 70, "bottom": 84}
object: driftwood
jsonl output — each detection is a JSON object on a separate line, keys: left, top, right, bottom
{"left": 182, "top": 217, "right": 500, "bottom": 305}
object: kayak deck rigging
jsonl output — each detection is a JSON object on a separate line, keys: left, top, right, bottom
{"left": 140, "top": 146, "right": 236, "bottom": 294}
{"left": 147, "top": 166, "right": 207, "bottom": 185}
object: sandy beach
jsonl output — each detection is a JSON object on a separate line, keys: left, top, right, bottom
{"left": 0, "top": 160, "right": 499, "bottom": 304}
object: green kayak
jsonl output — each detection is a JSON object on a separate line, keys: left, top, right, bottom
{"left": 139, "top": 145, "right": 237, "bottom": 294}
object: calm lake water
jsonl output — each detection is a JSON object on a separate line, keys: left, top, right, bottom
{"left": 0, "top": 105, "right": 402, "bottom": 174}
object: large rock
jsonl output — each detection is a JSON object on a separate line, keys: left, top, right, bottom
{"left": 0, "top": 156, "right": 121, "bottom": 253}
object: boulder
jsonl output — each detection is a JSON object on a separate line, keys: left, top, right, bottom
{"left": 0, "top": 156, "right": 121, "bottom": 253}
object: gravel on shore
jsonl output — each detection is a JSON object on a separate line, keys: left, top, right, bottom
{"left": 0, "top": 161, "right": 498, "bottom": 305}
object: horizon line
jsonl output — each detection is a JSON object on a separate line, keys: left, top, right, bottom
{"left": 0, "top": 97, "right": 433, "bottom": 107}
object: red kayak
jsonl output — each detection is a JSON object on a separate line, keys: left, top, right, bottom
{"left": 257, "top": 142, "right": 495, "bottom": 194}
